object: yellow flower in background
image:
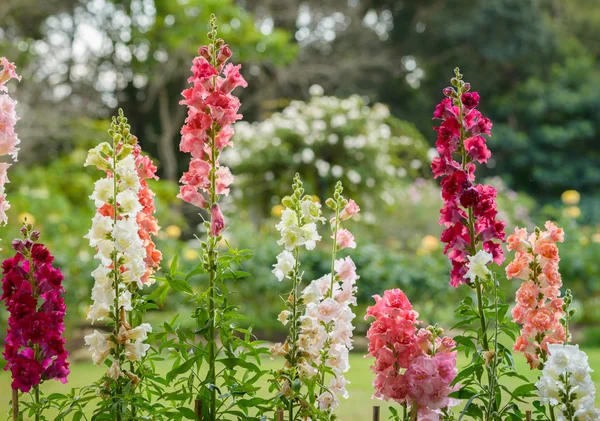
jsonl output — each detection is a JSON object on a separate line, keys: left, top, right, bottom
{"left": 165, "top": 225, "right": 182, "bottom": 239}
{"left": 271, "top": 204, "right": 284, "bottom": 217}
{"left": 184, "top": 249, "right": 200, "bottom": 261}
{"left": 592, "top": 233, "right": 600, "bottom": 243}
{"left": 18, "top": 212, "right": 35, "bottom": 224}
{"left": 561, "top": 190, "right": 580, "bottom": 205}
{"left": 417, "top": 235, "right": 439, "bottom": 255}
{"left": 564, "top": 206, "right": 581, "bottom": 219}
{"left": 580, "top": 236, "right": 590, "bottom": 246}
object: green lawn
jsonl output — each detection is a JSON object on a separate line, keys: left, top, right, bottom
{"left": 1, "top": 349, "right": 599, "bottom": 420}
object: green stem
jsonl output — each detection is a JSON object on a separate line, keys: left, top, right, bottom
{"left": 549, "top": 406, "right": 556, "bottom": 421}
{"left": 288, "top": 246, "right": 301, "bottom": 421}
{"left": 206, "top": 34, "right": 220, "bottom": 420}
{"left": 34, "top": 386, "right": 40, "bottom": 421}
{"left": 111, "top": 135, "right": 123, "bottom": 421}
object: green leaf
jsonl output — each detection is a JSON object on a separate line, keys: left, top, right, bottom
{"left": 177, "top": 407, "right": 199, "bottom": 420}
{"left": 170, "top": 254, "right": 179, "bottom": 277}
{"left": 167, "top": 276, "right": 193, "bottom": 294}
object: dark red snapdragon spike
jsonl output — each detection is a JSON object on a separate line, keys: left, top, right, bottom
{"left": 1, "top": 224, "right": 69, "bottom": 392}
{"left": 431, "top": 68, "right": 506, "bottom": 287}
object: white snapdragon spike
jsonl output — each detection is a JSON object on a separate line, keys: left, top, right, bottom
{"left": 536, "top": 344, "right": 600, "bottom": 421}
{"left": 83, "top": 112, "right": 153, "bottom": 369}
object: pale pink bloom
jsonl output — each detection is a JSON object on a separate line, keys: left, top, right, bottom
{"left": 219, "top": 63, "right": 248, "bottom": 94}
{"left": 216, "top": 166, "right": 234, "bottom": 196}
{"left": 334, "top": 256, "right": 359, "bottom": 283}
{"left": 333, "top": 228, "right": 356, "bottom": 250}
{"left": 177, "top": 185, "right": 207, "bottom": 208}
{"left": 0, "top": 57, "right": 21, "bottom": 89}
{"left": 339, "top": 199, "right": 360, "bottom": 221}
{"left": 317, "top": 298, "right": 342, "bottom": 323}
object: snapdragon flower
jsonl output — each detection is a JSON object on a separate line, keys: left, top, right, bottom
{"left": 507, "top": 222, "right": 566, "bottom": 369}
{"left": 83, "top": 111, "right": 160, "bottom": 388}
{"left": 536, "top": 344, "right": 600, "bottom": 421}
{"left": 0, "top": 58, "right": 22, "bottom": 243}
{"left": 1, "top": 225, "right": 69, "bottom": 393}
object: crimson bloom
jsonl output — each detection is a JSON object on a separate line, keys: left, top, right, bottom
{"left": 431, "top": 69, "right": 506, "bottom": 287}
{"left": 1, "top": 226, "right": 69, "bottom": 392}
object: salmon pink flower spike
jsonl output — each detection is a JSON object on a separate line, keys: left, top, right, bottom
{"left": 508, "top": 222, "right": 566, "bottom": 369}
{"left": 1, "top": 225, "right": 70, "bottom": 392}
{"left": 177, "top": 25, "right": 247, "bottom": 235}
{"left": 366, "top": 290, "right": 458, "bottom": 418}
{"left": 0, "top": 57, "right": 22, "bottom": 236}
{"left": 431, "top": 68, "right": 506, "bottom": 287}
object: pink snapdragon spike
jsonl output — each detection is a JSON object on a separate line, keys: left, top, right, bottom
{"left": 431, "top": 68, "right": 506, "bottom": 287}
{"left": 366, "top": 289, "right": 458, "bottom": 419}
{"left": 507, "top": 221, "right": 566, "bottom": 369}
{"left": 1, "top": 225, "right": 69, "bottom": 392}
{"left": 177, "top": 30, "right": 247, "bottom": 232}
{"left": 0, "top": 57, "right": 22, "bottom": 231}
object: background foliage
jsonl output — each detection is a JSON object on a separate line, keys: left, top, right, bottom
{"left": 1, "top": 0, "right": 600, "bottom": 360}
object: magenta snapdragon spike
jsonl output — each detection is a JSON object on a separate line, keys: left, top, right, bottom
{"left": 1, "top": 224, "right": 69, "bottom": 393}
{"left": 431, "top": 68, "right": 506, "bottom": 287}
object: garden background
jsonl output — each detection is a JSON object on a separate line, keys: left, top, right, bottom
{"left": 1, "top": 0, "right": 600, "bottom": 419}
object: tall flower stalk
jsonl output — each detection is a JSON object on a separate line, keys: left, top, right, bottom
{"left": 270, "top": 173, "right": 325, "bottom": 420}
{"left": 83, "top": 110, "right": 157, "bottom": 419}
{"left": 173, "top": 15, "right": 261, "bottom": 421}
{"left": 507, "top": 222, "right": 566, "bottom": 370}
{"left": 431, "top": 69, "right": 523, "bottom": 420}
{"left": 271, "top": 177, "right": 360, "bottom": 420}
{"left": 0, "top": 57, "right": 22, "bottom": 247}
{"left": 2, "top": 224, "right": 69, "bottom": 421}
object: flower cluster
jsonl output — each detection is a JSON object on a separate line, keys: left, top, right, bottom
{"left": 366, "top": 289, "right": 458, "bottom": 420}
{"left": 83, "top": 111, "right": 155, "bottom": 373}
{"left": 133, "top": 145, "right": 162, "bottom": 284}
{"left": 304, "top": 186, "right": 360, "bottom": 412}
{"left": 1, "top": 226, "right": 69, "bottom": 392}
{"left": 177, "top": 23, "right": 247, "bottom": 236}
{"left": 536, "top": 344, "right": 600, "bottom": 421}
{"left": 431, "top": 69, "right": 505, "bottom": 287}
{"left": 0, "top": 57, "right": 22, "bottom": 231}
{"left": 507, "top": 222, "right": 566, "bottom": 369}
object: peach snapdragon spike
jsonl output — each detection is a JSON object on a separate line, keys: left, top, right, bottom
{"left": 507, "top": 221, "right": 566, "bottom": 369}
{"left": 0, "top": 58, "right": 22, "bottom": 239}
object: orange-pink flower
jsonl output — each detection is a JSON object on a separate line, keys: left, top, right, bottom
{"left": 507, "top": 222, "right": 566, "bottom": 369}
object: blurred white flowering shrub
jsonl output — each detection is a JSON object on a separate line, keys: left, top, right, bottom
{"left": 225, "top": 86, "right": 431, "bottom": 217}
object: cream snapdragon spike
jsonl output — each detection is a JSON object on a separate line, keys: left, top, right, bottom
{"left": 270, "top": 177, "right": 360, "bottom": 417}
{"left": 307, "top": 183, "right": 359, "bottom": 413}
{"left": 83, "top": 111, "right": 159, "bottom": 379}
{"left": 177, "top": 27, "right": 246, "bottom": 231}
{"left": 366, "top": 289, "right": 458, "bottom": 421}
{"left": 536, "top": 344, "right": 600, "bottom": 421}
{"left": 0, "top": 58, "right": 22, "bottom": 235}
{"left": 431, "top": 68, "right": 505, "bottom": 287}
{"left": 270, "top": 175, "right": 326, "bottom": 418}
{"left": 507, "top": 221, "right": 566, "bottom": 369}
